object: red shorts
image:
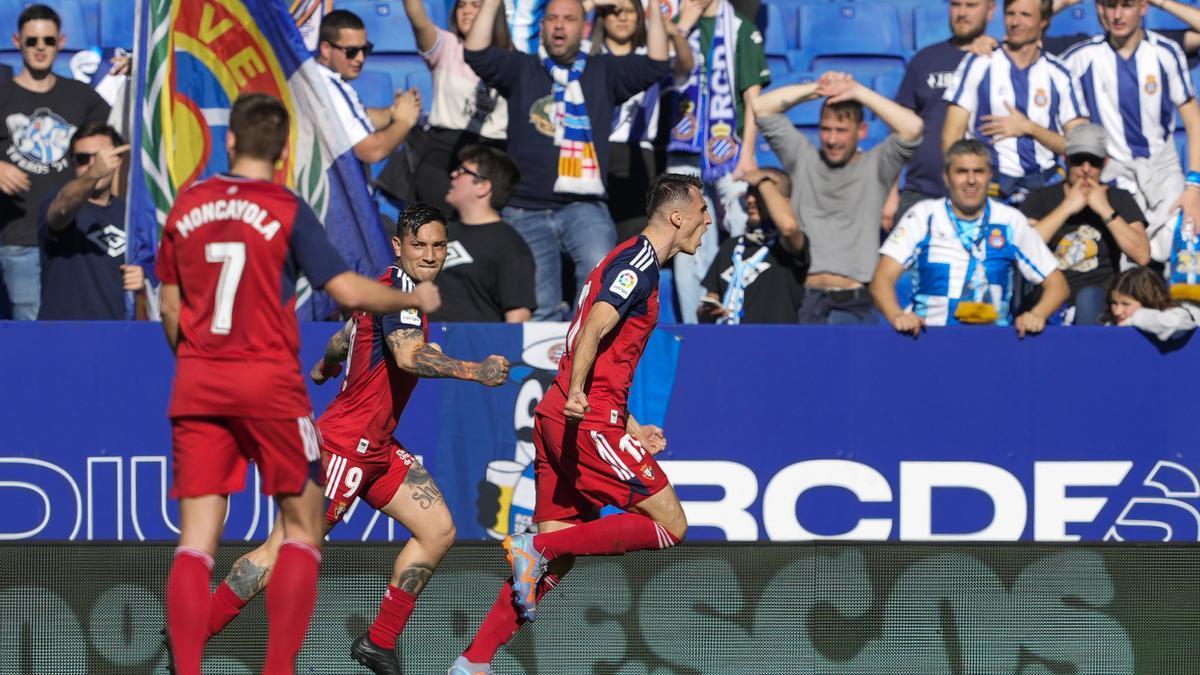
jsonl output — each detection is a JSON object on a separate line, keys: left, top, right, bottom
{"left": 170, "top": 415, "right": 323, "bottom": 498}
{"left": 322, "top": 438, "right": 416, "bottom": 526}
{"left": 532, "top": 414, "right": 670, "bottom": 523}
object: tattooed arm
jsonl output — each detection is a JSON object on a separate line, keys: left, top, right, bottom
{"left": 310, "top": 319, "right": 356, "bottom": 384}
{"left": 386, "top": 328, "right": 511, "bottom": 386}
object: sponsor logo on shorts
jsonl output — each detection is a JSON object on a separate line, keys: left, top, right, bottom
{"left": 610, "top": 269, "right": 639, "bottom": 299}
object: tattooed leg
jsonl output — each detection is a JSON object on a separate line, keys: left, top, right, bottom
{"left": 379, "top": 460, "right": 456, "bottom": 595}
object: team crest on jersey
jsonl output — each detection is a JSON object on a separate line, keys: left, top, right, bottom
{"left": 1145, "top": 75, "right": 1159, "bottom": 95}
{"left": 400, "top": 308, "right": 421, "bottom": 326}
{"left": 610, "top": 269, "right": 639, "bottom": 299}
{"left": 640, "top": 464, "right": 655, "bottom": 481}
{"left": 988, "top": 228, "right": 1006, "bottom": 249}
{"left": 333, "top": 501, "right": 348, "bottom": 520}
{"left": 1034, "top": 88, "right": 1048, "bottom": 107}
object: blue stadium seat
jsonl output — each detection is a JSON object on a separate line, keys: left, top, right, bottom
{"left": 404, "top": 69, "right": 433, "bottom": 103}
{"left": 1046, "top": 2, "right": 1100, "bottom": 38}
{"left": 1147, "top": 1, "right": 1199, "bottom": 31}
{"left": 987, "top": 3, "right": 1005, "bottom": 41}
{"left": 759, "top": 2, "right": 794, "bottom": 58}
{"left": 755, "top": 137, "right": 782, "bottom": 170}
{"left": 775, "top": 71, "right": 821, "bottom": 126}
{"left": 376, "top": 56, "right": 428, "bottom": 98}
{"left": 339, "top": 0, "right": 421, "bottom": 54}
{"left": 100, "top": 2, "right": 136, "bottom": 49}
{"left": 352, "top": 68, "right": 396, "bottom": 109}
{"left": 913, "top": 4, "right": 952, "bottom": 52}
{"left": 874, "top": 70, "right": 904, "bottom": 99}
{"left": 860, "top": 119, "right": 891, "bottom": 151}
{"left": 808, "top": 58, "right": 905, "bottom": 94}
{"left": 798, "top": 3, "right": 906, "bottom": 74}
{"left": 78, "top": 0, "right": 100, "bottom": 41}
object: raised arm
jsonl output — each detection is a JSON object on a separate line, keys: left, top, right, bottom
{"left": 45, "top": 144, "right": 129, "bottom": 231}
{"left": 668, "top": 0, "right": 703, "bottom": 78}
{"left": 403, "top": 0, "right": 440, "bottom": 53}
{"left": 833, "top": 77, "right": 923, "bottom": 142}
{"left": 310, "top": 319, "right": 356, "bottom": 384}
{"left": 643, "top": 0, "right": 668, "bottom": 61}
{"left": 385, "top": 327, "right": 510, "bottom": 385}
{"left": 563, "top": 302, "right": 621, "bottom": 420}
{"left": 742, "top": 169, "right": 805, "bottom": 252}
{"left": 1155, "top": 0, "right": 1200, "bottom": 37}
{"left": 465, "top": 0, "right": 501, "bottom": 50}
{"left": 750, "top": 81, "right": 820, "bottom": 118}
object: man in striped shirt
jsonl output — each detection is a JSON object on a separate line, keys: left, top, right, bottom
{"left": 316, "top": 10, "right": 423, "bottom": 166}
{"left": 943, "top": 0, "right": 1088, "bottom": 204}
{"left": 1061, "top": 0, "right": 1200, "bottom": 255}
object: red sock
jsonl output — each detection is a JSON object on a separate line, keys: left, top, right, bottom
{"left": 207, "top": 581, "right": 247, "bottom": 637}
{"left": 165, "top": 547, "right": 214, "bottom": 675}
{"left": 461, "top": 572, "right": 562, "bottom": 664}
{"left": 263, "top": 540, "right": 321, "bottom": 675}
{"left": 532, "top": 513, "right": 679, "bottom": 560}
{"left": 367, "top": 584, "right": 416, "bottom": 650}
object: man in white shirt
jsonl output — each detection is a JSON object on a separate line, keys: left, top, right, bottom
{"left": 1061, "top": 0, "right": 1200, "bottom": 254}
{"left": 316, "top": 10, "right": 423, "bottom": 165}
{"left": 943, "top": 0, "right": 1087, "bottom": 204}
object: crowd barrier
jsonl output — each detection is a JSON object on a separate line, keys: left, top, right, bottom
{"left": 1, "top": 542, "right": 1196, "bottom": 674}
{"left": 2, "top": 321, "right": 1199, "bottom": 543}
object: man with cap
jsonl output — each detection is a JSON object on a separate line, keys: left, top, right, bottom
{"left": 1020, "top": 122, "right": 1150, "bottom": 325}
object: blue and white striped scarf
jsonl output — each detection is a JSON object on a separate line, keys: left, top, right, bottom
{"left": 540, "top": 45, "right": 606, "bottom": 196}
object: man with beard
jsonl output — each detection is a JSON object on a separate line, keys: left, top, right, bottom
{"left": 752, "top": 71, "right": 924, "bottom": 324}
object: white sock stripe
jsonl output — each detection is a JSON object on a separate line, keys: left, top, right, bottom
{"left": 174, "top": 546, "right": 215, "bottom": 569}
{"left": 281, "top": 538, "right": 322, "bottom": 563}
{"left": 592, "top": 432, "right": 633, "bottom": 480}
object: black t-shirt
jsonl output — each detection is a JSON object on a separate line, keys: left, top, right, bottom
{"left": 430, "top": 220, "right": 536, "bottom": 322}
{"left": 1020, "top": 184, "right": 1145, "bottom": 299}
{"left": 38, "top": 194, "right": 128, "bottom": 320}
{"left": 0, "top": 78, "right": 110, "bottom": 246}
{"left": 0, "top": 65, "right": 12, "bottom": 84}
{"left": 896, "top": 40, "right": 968, "bottom": 197}
{"left": 702, "top": 233, "right": 808, "bottom": 324}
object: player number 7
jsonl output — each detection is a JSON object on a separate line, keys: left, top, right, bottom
{"left": 205, "top": 242, "right": 247, "bottom": 335}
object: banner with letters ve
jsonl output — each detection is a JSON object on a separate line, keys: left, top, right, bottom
{"left": 1, "top": 321, "right": 1198, "bottom": 543}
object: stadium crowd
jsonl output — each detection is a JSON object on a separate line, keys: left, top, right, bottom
{"left": 2, "top": 0, "right": 1200, "bottom": 336}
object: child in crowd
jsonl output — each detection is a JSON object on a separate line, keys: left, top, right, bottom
{"left": 1105, "top": 267, "right": 1200, "bottom": 341}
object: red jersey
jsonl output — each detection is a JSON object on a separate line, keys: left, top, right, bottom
{"left": 537, "top": 235, "right": 660, "bottom": 430}
{"left": 318, "top": 266, "right": 428, "bottom": 462}
{"left": 156, "top": 174, "right": 348, "bottom": 419}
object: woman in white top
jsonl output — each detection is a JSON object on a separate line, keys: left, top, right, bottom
{"left": 393, "top": 0, "right": 511, "bottom": 215}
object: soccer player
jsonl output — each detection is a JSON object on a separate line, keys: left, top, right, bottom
{"left": 869, "top": 138, "right": 1069, "bottom": 336}
{"left": 157, "top": 93, "right": 441, "bottom": 675}
{"left": 193, "top": 203, "right": 510, "bottom": 675}
{"left": 448, "top": 173, "right": 708, "bottom": 674}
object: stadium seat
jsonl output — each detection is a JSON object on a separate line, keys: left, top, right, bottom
{"left": 874, "top": 70, "right": 903, "bottom": 99}
{"left": 100, "top": 2, "right": 136, "bottom": 50}
{"left": 78, "top": 0, "right": 100, "bottom": 42}
{"left": 339, "top": 0, "right": 422, "bottom": 54}
{"left": 809, "top": 58, "right": 905, "bottom": 95}
{"left": 759, "top": 2, "right": 794, "bottom": 58}
{"left": 378, "top": 57, "right": 428, "bottom": 96}
{"left": 755, "top": 137, "right": 782, "bottom": 170}
{"left": 799, "top": 3, "right": 906, "bottom": 77}
{"left": 404, "top": 69, "right": 433, "bottom": 103}
{"left": 1045, "top": 2, "right": 1100, "bottom": 38}
{"left": 774, "top": 71, "right": 821, "bottom": 126}
{"left": 1147, "top": 1, "right": 1199, "bottom": 31}
{"left": 987, "top": 4, "right": 1005, "bottom": 41}
{"left": 352, "top": 68, "right": 396, "bottom": 109}
{"left": 913, "top": 4, "right": 953, "bottom": 52}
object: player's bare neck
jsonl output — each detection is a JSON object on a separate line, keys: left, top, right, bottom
{"left": 642, "top": 223, "right": 675, "bottom": 264}
{"left": 228, "top": 158, "right": 276, "bottom": 182}
{"left": 1109, "top": 29, "right": 1143, "bottom": 58}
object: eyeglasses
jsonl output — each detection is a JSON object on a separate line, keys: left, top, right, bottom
{"left": 73, "top": 152, "right": 95, "bottom": 165}
{"left": 327, "top": 41, "right": 374, "bottom": 59}
{"left": 23, "top": 35, "right": 58, "bottom": 48}
{"left": 454, "top": 164, "right": 486, "bottom": 181}
{"left": 1068, "top": 153, "right": 1104, "bottom": 168}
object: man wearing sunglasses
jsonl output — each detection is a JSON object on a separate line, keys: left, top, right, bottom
{"left": 38, "top": 122, "right": 145, "bottom": 320}
{"left": 0, "top": 4, "right": 110, "bottom": 320}
{"left": 316, "top": 10, "right": 423, "bottom": 166}
{"left": 1020, "top": 123, "right": 1151, "bottom": 324}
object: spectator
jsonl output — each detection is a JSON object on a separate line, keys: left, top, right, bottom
{"left": 1044, "top": 0, "right": 1200, "bottom": 56}
{"left": 38, "top": 123, "right": 144, "bottom": 320}
{"left": 315, "top": 10, "right": 423, "bottom": 167}
{"left": 700, "top": 167, "right": 807, "bottom": 324}
{"left": 1105, "top": 266, "right": 1200, "bottom": 339}
{"left": 432, "top": 144, "right": 536, "bottom": 322}
{"left": 668, "top": 0, "right": 770, "bottom": 324}
{"left": 871, "top": 139, "right": 1069, "bottom": 336}
{"left": 942, "top": 0, "right": 1087, "bottom": 205}
{"left": 1020, "top": 123, "right": 1150, "bottom": 325}
{"left": 592, "top": 0, "right": 696, "bottom": 242}
{"left": 387, "top": 0, "right": 510, "bottom": 216}
{"left": 753, "top": 72, "right": 923, "bottom": 324}
{"left": 463, "top": 0, "right": 671, "bottom": 320}
{"left": 889, "top": 0, "right": 1000, "bottom": 225}
{"left": 1061, "top": 0, "right": 1200, "bottom": 259}
{"left": 0, "top": 4, "right": 110, "bottom": 320}
{"left": 0, "top": 64, "right": 11, "bottom": 84}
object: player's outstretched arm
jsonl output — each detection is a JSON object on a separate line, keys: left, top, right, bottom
{"left": 386, "top": 328, "right": 510, "bottom": 385}
{"left": 564, "top": 302, "right": 622, "bottom": 420}
{"left": 324, "top": 271, "right": 441, "bottom": 315}
{"left": 160, "top": 283, "right": 181, "bottom": 353}
{"left": 310, "top": 319, "right": 355, "bottom": 384}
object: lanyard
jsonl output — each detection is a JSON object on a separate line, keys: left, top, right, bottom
{"left": 945, "top": 199, "right": 992, "bottom": 303}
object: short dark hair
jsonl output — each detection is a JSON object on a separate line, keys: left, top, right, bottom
{"left": 646, "top": 173, "right": 703, "bottom": 217}
{"left": 820, "top": 99, "right": 865, "bottom": 126}
{"left": 1005, "top": 0, "right": 1053, "bottom": 20}
{"left": 229, "top": 93, "right": 290, "bottom": 162}
{"left": 18, "top": 4, "right": 60, "bottom": 31}
{"left": 397, "top": 202, "right": 446, "bottom": 239}
{"left": 70, "top": 122, "right": 124, "bottom": 153}
{"left": 319, "top": 9, "right": 365, "bottom": 46}
{"left": 944, "top": 138, "right": 993, "bottom": 171}
{"left": 457, "top": 145, "right": 521, "bottom": 210}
